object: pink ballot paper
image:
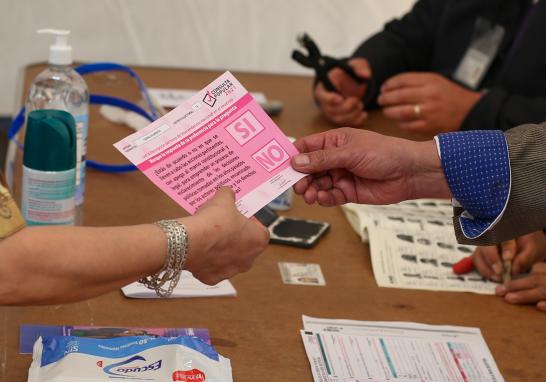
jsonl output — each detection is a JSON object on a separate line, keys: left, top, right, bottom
{"left": 114, "top": 72, "right": 304, "bottom": 216}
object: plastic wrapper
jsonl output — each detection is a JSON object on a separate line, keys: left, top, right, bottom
{"left": 27, "top": 335, "right": 232, "bottom": 382}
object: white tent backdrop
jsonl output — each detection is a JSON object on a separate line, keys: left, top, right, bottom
{"left": 0, "top": 0, "right": 414, "bottom": 115}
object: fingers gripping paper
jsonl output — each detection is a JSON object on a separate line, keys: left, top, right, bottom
{"left": 114, "top": 72, "right": 304, "bottom": 217}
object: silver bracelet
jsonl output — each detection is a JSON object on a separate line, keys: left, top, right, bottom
{"left": 139, "top": 219, "right": 188, "bottom": 297}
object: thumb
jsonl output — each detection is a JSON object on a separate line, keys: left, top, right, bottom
{"left": 207, "top": 186, "right": 236, "bottom": 206}
{"left": 353, "top": 64, "right": 371, "bottom": 80}
{"left": 291, "top": 148, "right": 348, "bottom": 174}
{"left": 349, "top": 59, "right": 372, "bottom": 79}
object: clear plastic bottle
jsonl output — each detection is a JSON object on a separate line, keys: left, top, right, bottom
{"left": 26, "top": 29, "right": 89, "bottom": 224}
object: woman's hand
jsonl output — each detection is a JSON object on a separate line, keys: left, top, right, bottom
{"left": 183, "top": 187, "right": 270, "bottom": 285}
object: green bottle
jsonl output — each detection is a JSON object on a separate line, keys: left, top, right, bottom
{"left": 22, "top": 110, "right": 76, "bottom": 225}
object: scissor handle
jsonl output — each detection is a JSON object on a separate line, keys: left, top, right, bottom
{"left": 298, "top": 33, "right": 322, "bottom": 59}
{"left": 291, "top": 33, "right": 368, "bottom": 94}
{"left": 291, "top": 50, "right": 314, "bottom": 68}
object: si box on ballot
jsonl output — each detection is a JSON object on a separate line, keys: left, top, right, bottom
{"left": 114, "top": 72, "right": 304, "bottom": 217}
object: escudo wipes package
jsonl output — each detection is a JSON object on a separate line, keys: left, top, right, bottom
{"left": 28, "top": 335, "right": 232, "bottom": 381}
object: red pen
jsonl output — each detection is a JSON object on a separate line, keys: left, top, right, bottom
{"left": 452, "top": 256, "right": 474, "bottom": 275}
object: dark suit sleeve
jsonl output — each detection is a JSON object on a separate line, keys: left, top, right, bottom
{"left": 351, "top": 0, "right": 446, "bottom": 108}
{"left": 461, "top": 88, "right": 546, "bottom": 132}
{"left": 454, "top": 123, "right": 546, "bottom": 245}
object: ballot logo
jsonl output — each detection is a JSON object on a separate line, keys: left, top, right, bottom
{"left": 203, "top": 90, "right": 217, "bottom": 107}
{"left": 172, "top": 369, "right": 206, "bottom": 381}
{"left": 103, "top": 355, "right": 162, "bottom": 377}
{"left": 252, "top": 139, "right": 290, "bottom": 172}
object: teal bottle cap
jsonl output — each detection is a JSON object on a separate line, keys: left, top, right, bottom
{"left": 23, "top": 109, "right": 76, "bottom": 171}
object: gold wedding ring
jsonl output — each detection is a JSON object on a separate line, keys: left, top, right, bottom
{"left": 413, "top": 104, "right": 422, "bottom": 118}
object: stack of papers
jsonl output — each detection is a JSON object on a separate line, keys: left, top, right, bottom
{"left": 342, "top": 200, "right": 497, "bottom": 294}
{"left": 301, "top": 315, "right": 504, "bottom": 382}
{"left": 122, "top": 271, "right": 237, "bottom": 298}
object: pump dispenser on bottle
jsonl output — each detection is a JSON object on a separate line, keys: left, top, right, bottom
{"left": 27, "top": 29, "right": 89, "bottom": 224}
{"left": 38, "top": 29, "right": 73, "bottom": 65}
{"left": 22, "top": 110, "right": 77, "bottom": 226}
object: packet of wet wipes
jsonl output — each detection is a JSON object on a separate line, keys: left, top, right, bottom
{"left": 28, "top": 335, "right": 232, "bottom": 382}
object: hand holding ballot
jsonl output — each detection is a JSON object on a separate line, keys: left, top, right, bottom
{"left": 291, "top": 128, "right": 450, "bottom": 206}
{"left": 292, "top": 124, "right": 546, "bottom": 248}
{"left": 183, "top": 187, "right": 269, "bottom": 286}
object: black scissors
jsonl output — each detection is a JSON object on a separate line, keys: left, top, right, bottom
{"left": 292, "top": 33, "right": 368, "bottom": 93}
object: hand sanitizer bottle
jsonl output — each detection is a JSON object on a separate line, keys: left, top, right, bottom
{"left": 26, "top": 29, "right": 89, "bottom": 225}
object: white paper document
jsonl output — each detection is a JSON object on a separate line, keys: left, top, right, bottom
{"left": 342, "top": 200, "right": 497, "bottom": 295}
{"left": 122, "top": 271, "right": 237, "bottom": 298}
{"left": 301, "top": 316, "right": 504, "bottom": 382}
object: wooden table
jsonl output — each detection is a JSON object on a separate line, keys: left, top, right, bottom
{"left": 1, "top": 65, "right": 544, "bottom": 381}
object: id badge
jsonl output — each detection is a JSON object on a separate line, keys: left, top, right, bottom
{"left": 454, "top": 18, "right": 505, "bottom": 89}
{"left": 0, "top": 172, "right": 25, "bottom": 240}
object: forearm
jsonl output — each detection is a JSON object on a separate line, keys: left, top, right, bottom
{"left": 0, "top": 186, "right": 267, "bottom": 305}
{"left": 0, "top": 224, "right": 168, "bottom": 305}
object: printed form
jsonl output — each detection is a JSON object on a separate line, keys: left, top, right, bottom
{"left": 301, "top": 315, "right": 504, "bottom": 382}
{"left": 114, "top": 72, "right": 304, "bottom": 217}
{"left": 342, "top": 200, "right": 497, "bottom": 294}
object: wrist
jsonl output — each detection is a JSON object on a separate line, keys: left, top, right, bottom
{"left": 409, "top": 140, "right": 451, "bottom": 199}
{"left": 141, "top": 220, "right": 188, "bottom": 297}
{"left": 178, "top": 216, "right": 213, "bottom": 274}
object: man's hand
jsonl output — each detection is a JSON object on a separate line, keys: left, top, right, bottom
{"left": 183, "top": 187, "right": 269, "bottom": 285}
{"left": 314, "top": 58, "right": 371, "bottom": 127}
{"left": 496, "top": 263, "right": 546, "bottom": 312}
{"left": 378, "top": 72, "right": 483, "bottom": 134}
{"left": 291, "top": 128, "right": 451, "bottom": 206}
{"left": 472, "top": 231, "right": 546, "bottom": 281}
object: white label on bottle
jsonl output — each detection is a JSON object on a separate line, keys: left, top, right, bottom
{"left": 73, "top": 114, "right": 88, "bottom": 206}
{"left": 22, "top": 167, "right": 76, "bottom": 226}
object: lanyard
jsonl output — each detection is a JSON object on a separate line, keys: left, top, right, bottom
{"left": 8, "top": 62, "right": 158, "bottom": 173}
